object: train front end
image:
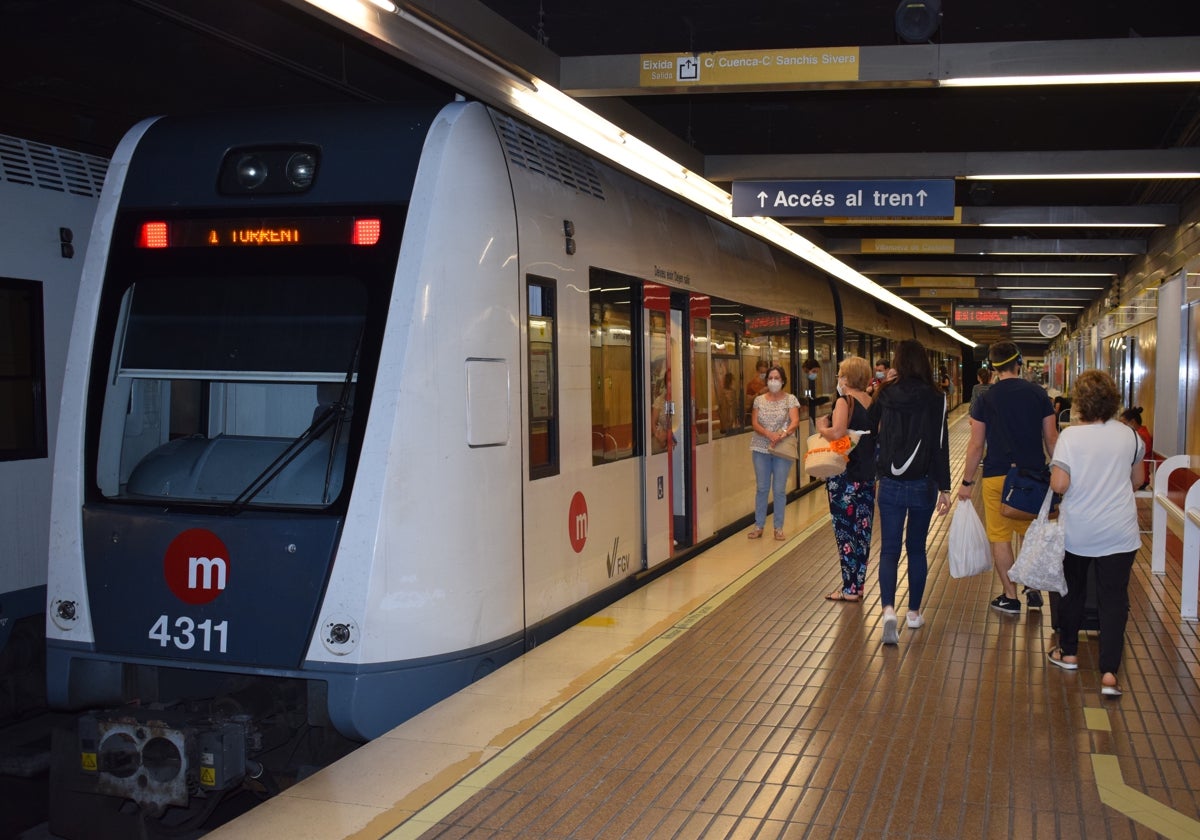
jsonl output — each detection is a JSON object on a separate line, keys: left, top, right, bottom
{"left": 43, "top": 105, "right": 436, "bottom": 826}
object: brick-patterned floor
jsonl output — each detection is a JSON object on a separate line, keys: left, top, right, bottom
{"left": 419, "top": 417, "right": 1200, "bottom": 839}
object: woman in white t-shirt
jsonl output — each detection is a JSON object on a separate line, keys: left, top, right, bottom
{"left": 1046, "top": 370, "right": 1145, "bottom": 697}
{"left": 748, "top": 365, "right": 801, "bottom": 540}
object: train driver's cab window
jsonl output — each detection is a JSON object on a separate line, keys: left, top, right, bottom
{"left": 95, "top": 276, "right": 365, "bottom": 508}
{"left": 590, "top": 274, "right": 637, "bottom": 465}
{"left": 527, "top": 278, "right": 558, "bottom": 479}
{"left": 0, "top": 277, "right": 48, "bottom": 461}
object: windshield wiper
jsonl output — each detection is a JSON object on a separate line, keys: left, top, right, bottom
{"left": 223, "top": 330, "right": 363, "bottom": 515}
{"left": 222, "top": 402, "right": 347, "bottom": 515}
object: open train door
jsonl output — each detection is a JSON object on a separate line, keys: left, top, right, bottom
{"left": 643, "top": 284, "right": 702, "bottom": 567}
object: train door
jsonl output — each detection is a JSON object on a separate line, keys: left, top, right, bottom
{"left": 643, "top": 284, "right": 689, "bottom": 565}
{"left": 671, "top": 291, "right": 709, "bottom": 549}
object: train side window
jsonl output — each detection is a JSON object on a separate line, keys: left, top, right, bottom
{"left": 590, "top": 275, "right": 637, "bottom": 465}
{"left": 0, "top": 277, "right": 48, "bottom": 461}
{"left": 527, "top": 278, "right": 559, "bottom": 479}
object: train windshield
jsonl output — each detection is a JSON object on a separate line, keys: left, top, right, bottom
{"left": 95, "top": 272, "right": 369, "bottom": 509}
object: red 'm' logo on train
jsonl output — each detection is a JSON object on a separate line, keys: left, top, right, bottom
{"left": 164, "top": 528, "right": 231, "bottom": 605}
{"left": 569, "top": 491, "right": 588, "bottom": 553}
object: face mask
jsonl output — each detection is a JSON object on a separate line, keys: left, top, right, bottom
{"left": 836, "top": 383, "right": 846, "bottom": 396}
{"left": 758, "top": 372, "right": 767, "bottom": 381}
{"left": 807, "top": 372, "right": 817, "bottom": 381}
{"left": 767, "top": 379, "right": 783, "bottom": 393}
{"left": 875, "top": 371, "right": 885, "bottom": 380}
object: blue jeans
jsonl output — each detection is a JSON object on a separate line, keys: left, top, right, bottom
{"left": 877, "top": 476, "right": 937, "bottom": 611}
{"left": 753, "top": 450, "right": 792, "bottom": 530}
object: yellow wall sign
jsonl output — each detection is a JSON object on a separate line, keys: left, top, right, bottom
{"left": 862, "top": 239, "right": 955, "bottom": 255}
{"left": 201, "top": 766, "right": 216, "bottom": 787}
{"left": 81, "top": 752, "right": 97, "bottom": 772}
{"left": 639, "top": 47, "right": 860, "bottom": 87}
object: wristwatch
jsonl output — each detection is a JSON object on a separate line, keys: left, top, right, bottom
{"left": 961, "top": 479, "right": 974, "bottom": 486}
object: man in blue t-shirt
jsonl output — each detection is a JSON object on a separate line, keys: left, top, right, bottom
{"left": 955, "top": 341, "right": 1058, "bottom": 615}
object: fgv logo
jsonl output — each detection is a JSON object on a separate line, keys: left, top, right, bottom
{"left": 164, "top": 528, "right": 230, "bottom": 605}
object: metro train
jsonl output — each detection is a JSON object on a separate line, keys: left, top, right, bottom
{"left": 0, "top": 134, "right": 105, "bottom": 719}
{"left": 43, "top": 100, "right": 963, "bottom": 830}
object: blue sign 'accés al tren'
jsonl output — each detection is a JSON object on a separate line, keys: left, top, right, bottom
{"left": 732, "top": 179, "right": 955, "bottom": 218}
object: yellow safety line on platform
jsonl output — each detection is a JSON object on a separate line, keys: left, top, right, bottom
{"left": 1086, "top": 707, "right": 1200, "bottom": 839}
{"left": 382, "top": 519, "right": 828, "bottom": 839}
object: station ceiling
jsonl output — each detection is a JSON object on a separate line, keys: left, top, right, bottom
{"left": 4, "top": 0, "right": 1200, "bottom": 354}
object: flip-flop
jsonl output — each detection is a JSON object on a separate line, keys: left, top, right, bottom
{"left": 825, "top": 590, "right": 860, "bottom": 602}
{"left": 1047, "top": 646, "right": 1078, "bottom": 671}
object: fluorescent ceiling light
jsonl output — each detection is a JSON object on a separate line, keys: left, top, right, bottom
{"left": 982, "top": 249, "right": 1140, "bottom": 256}
{"left": 964, "top": 172, "right": 1200, "bottom": 180}
{"left": 1013, "top": 304, "right": 1085, "bottom": 310}
{"left": 941, "top": 72, "right": 1200, "bottom": 87}
{"left": 994, "top": 271, "right": 1114, "bottom": 277}
{"left": 980, "top": 222, "right": 1165, "bottom": 228}
{"left": 994, "top": 286, "right": 1105, "bottom": 291}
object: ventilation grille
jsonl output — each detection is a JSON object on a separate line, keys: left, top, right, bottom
{"left": 495, "top": 115, "right": 605, "bottom": 200}
{"left": 0, "top": 133, "right": 109, "bottom": 197}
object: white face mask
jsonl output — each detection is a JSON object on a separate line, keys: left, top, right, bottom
{"left": 874, "top": 371, "right": 885, "bottom": 380}
{"left": 758, "top": 372, "right": 767, "bottom": 381}
{"left": 767, "top": 379, "right": 783, "bottom": 393}
{"left": 836, "top": 383, "right": 846, "bottom": 396}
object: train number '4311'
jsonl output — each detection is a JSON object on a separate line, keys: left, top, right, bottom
{"left": 148, "top": 615, "right": 229, "bottom": 653}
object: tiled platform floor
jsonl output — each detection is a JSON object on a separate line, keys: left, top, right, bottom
{"left": 213, "top": 409, "right": 1200, "bottom": 840}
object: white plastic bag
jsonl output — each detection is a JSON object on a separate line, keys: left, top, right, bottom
{"left": 1009, "top": 489, "right": 1068, "bottom": 594}
{"left": 948, "top": 500, "right": 992, "bottom": 578}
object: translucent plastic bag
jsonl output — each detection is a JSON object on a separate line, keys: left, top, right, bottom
{"left": 1009, "top": 489, "right": 1068, "bottom": 595}
{"left": 948, "top": 500, "right": 992, "bottom": 578}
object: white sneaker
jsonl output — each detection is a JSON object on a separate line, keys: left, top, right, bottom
{"left": 906, "top": 612, "right": 924, "bottom": 629}
{"left": 882, "top": 613, "right": 899, "bottom": 645}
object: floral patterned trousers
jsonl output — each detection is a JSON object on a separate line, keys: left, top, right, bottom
{"left": 825, "top": 474, "right": 876, "bottom": 596}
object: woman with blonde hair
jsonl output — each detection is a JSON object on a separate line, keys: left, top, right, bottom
{"left": 818, "top": 355, "right": 876, "bottom": 601}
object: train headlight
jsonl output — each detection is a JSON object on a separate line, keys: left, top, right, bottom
{"left": 234, "top": 154, "right": 269, "bottom": 190}
{"left": 219, "top": 146, "right": 321, "bottom": 195}
{"left": 286, "top": 152, "right": 317, "bottom": 188}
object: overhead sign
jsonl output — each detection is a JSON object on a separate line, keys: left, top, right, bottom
{"left": 732, "top": 180, "right": 955, "bottom": 218}
{"left": 953, "top": 304, "right": 1010, "bottom": 328}
{"left": 639, "top": 47, "right": 860, "bottom": 88}
{"left": 862, "top": 238, "right": 955, "bottom": 254}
